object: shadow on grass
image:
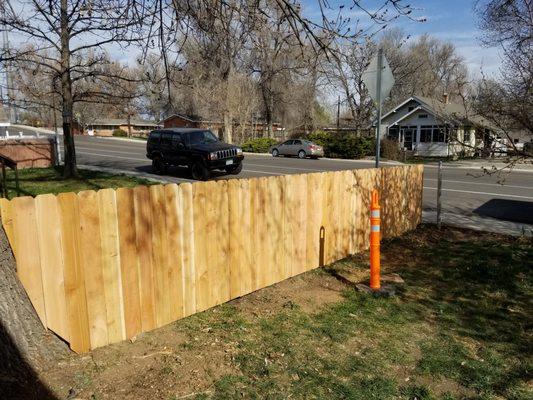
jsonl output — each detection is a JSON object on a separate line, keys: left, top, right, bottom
{"left": 383, "top": 225, "right": 533, "bottom": 397}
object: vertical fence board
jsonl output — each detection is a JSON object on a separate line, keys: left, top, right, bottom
{"left": 12, "top": 196, "right": 46, "bottom": 327}
{"left": 35, "top": 194, "right": 69, "bottom": 340}
{"left": 269, "top": 176, "right": 284, "bottom": 284}
{"left": 180, "top": 183, "right": 196, "bottom": 317}
{"left": 164, "top": 184, "right": 184, "bottom": 321}
{"left": 0, "top": 198, "right": 16, "bottom": 255}
{"left": 98, "top": 189, "right": 126, "bottom": 343}
{"left": 58, "top": 192, "right": 91, "bottom": 353}
{"left": 116, "top": 188, "right": 142, "bottom": 339}
{"left": 193, "top": 182, "right": 209, "bottom": 312}
{"left": 281, "top": 175, "right": 294, "bottom": 279}
{"left": 150, "top": 185, "right": 172, "bottom": 326}
{"left": 133, "top": 186, "right": 156, "bottom": 332}
{"left": 78, "top": 190, "right": 108, "bottom": 349}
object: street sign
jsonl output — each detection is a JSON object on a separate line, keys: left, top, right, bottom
{"left": 361, "top": 49, "right": 395, "bottom": 168}
{"left": 362, "top": 52, "right": 395, "bottom": 104}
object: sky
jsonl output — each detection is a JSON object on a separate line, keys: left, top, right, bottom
{"left": 302, "top": 0, "right": 502, "bottom": 78}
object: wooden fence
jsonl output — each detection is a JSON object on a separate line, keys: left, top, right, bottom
{"left": 0, "top": 165, "right": 423, "bottom": 353}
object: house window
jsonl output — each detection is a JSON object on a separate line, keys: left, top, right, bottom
{"left": 418, "top": 114, "right": 428, "bottom": 119}
{"left": 463, "top": 126, "right": 471, "bottom": 142}
{"left": 433, "top": 126, "right": 447, "bottom": 142}
{"left": 420, "top": 126, "right": 432, "bottom": 142}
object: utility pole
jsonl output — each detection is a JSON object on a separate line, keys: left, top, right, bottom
{"left": 374, "top": 48, "right": 383, "bottom": 168}
{"left": 336, "top": 95, "right": 340, "bottom": 129}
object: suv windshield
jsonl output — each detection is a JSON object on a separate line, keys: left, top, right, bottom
{"left": 187, "top": 130, "right": 219, "bottom": 145}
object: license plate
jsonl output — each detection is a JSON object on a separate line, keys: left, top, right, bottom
{"left": 226, "top": 159, "right": 233, "bottom": 165}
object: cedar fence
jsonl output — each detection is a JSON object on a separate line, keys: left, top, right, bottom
{"left": 0, "top": 165, "right": 423, "bottom": 353}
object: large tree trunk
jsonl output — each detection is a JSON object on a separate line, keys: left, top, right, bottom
{"left": 60, "top": 0, "right": 77, "bottom": 178}
{"left": 0, "top": 227, "right": 68, "bottom": 400}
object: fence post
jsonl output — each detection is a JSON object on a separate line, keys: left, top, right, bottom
{"left": 437, "top": 161, "right": 442, "bottom": 229}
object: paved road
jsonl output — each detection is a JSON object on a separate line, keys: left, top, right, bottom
{"left": 70, "top": 136, "right": 533, "bottom": 224}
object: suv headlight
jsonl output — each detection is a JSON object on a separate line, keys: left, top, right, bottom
{"left": 236, "top": 147, "right": 243, "bottom": 155}
{"left": 209, "top": 152, "right": 218, "bottom": 160}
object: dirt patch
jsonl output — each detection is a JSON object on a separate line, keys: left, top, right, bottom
{"left": 42, "top": 270, "right": 349, "bottom": 399}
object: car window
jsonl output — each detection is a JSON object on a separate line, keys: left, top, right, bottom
{"left": 171, "top": 133, "right": 183, "bottom": 146}
{"left": 186, "top": 130, "right": 219, "bottom": 145}
{"left": 283, "top": 140, "right": 293, "bottom": 145}
{"left": 161, "top": 132, "right": 172, "bottom": 146}
{"left": 149, "top": 131, "right": 161, "bottom": 141}
{"left": 293, "top": 140, "right": 302, "bottom": 145}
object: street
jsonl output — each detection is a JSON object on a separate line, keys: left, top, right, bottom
{"left": 72, "top": 136, "right": 533, "bottom": 224}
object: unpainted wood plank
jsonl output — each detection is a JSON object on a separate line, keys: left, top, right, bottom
{"left": 193, "top": 181, "right": 209, "bottom": 312}
{"left": 78, "top": 190, "right": 108, "bottom": 349}
{"left": 305, "top": 173, "right": 322, "bottom": 271}
{"left": 179, "top": 183, "right": 196, "bottom": 317}
{"left": 35, "top": 194, "right": 69, "bottom": 340}
{"left": 132, "top": 185, "right": 156, "bottom": 331}
{"left": 239, "top": 178, "right": 254, "bottom": 296}
{"left": 149, "top": 184, "right": 172, "bottom": 327}
{"left": 164, "top": 184, "right": 184, "bottom": 321}
{"left": 116, "top": 187, "right": 142, "bottom": 339}
{"left": 281, "top": 175, "right": 294, "bottom": 279}
{"left": 214, "top": 180, "right": 230, "bottom": 305}
{"left": 57, "top": 192, "right": 91, "bottom": 353}
{"left": 228, "top": 179, "right": 242, "bottom": 298}
{"left": 97, "top": 188, "right": 126, "bottom": 344}
{"left": 0, "top": 198, "right": 16, "bottom": 255}
{"left": 268, "top": 176, "right": 284, "bottom": 284}
{"left": 12, "top": 196, "right": 47, "bottom": 326}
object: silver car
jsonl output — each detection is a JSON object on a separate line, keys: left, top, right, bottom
{"left": 270, "top": 139, "right": 325, "bottom": 159}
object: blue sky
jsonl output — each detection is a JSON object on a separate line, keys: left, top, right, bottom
{"left": 302, "top": 0, "right": 502, "bottom": 77}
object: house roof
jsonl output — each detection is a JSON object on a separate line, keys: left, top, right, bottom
{"left": 91, "top": 118, "right": 158, "bottom": 127}
{"left": 159, "top": 114, "right": 200, "bottom": 124}
{"left": 383, "top": 95, "right": 497, "bottom": 130}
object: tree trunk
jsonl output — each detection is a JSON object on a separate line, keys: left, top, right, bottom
{"left": 0, "top": 227, "right": 68, "bottom": 399}
{"left": 127, "top": 112, "right": 132, "bottom": 138}
{"left": 60, "top": 0, "right": 77, "bottom": 178}
{"left": 223, "top": 112, "right": 233, "bottom": 143}
{"left": 261, "top": 83, "right": 273, "bottom": 138}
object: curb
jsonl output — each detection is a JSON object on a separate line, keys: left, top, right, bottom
{"left": 78, "top": 164, "right": 181, "bottom": 183}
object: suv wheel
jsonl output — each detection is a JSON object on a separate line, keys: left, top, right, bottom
{"left": 152, "top": 156, "right": 166, "bottom": 175}
{"left": 191, "top": 160, "right": 210, "bottom": 181}
{"left": 225, "top": 162, "right": 243, "bottom": 175}
{"left": 272, "top": 148, "right": 279, "bottom": 157}
{"left": 298, "top": 150, "right": 306, "bottom": 159}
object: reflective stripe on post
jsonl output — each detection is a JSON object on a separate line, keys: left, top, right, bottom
{"left": 370, "top": 189, "right": 381, "bottom": 289}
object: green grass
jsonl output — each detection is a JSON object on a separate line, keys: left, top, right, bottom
{"left": 174, "top": 226, "right": 532, "bottom": 400}
{"left": 2, "top": 166, "right": 154, "bottom": 197}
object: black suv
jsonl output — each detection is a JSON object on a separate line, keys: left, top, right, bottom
{"left": 146, "top": 128, "right": 244, "bottom": 180}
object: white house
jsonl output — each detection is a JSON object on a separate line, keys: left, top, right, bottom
{"left": 379, "top": 95, "right": 504, "bottom": 157}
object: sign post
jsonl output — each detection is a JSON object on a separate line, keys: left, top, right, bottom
{"left": 362, "top": 48, "right": 395, "bottom": 169}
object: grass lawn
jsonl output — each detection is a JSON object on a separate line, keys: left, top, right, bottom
{"left": 3, "top": 167, "right": 154, "bottom": 197}
{"left": 43, "top": 226, "right": 532, "bottom": 400}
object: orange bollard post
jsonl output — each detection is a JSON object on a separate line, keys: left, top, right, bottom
{"left": 370, "top": 189, "right": 381, "bottom": 290}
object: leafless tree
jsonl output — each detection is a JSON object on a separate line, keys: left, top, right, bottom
{"left": 474, "top": 0, "right": 532, "bottom": 161}
{"left": 0, "top": 0, "right": 155, "bottom": 177}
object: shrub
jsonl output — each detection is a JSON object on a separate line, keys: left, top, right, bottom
{"left": 112, "top": 128, "right": 127, "bottom": 137}
{"left": 306, "top": 130, "right": 374, "bottom": 159}
{"left": 241, "top": 137, "right": 278, "bottom": 153}
{"left": 381, "top": 137, "right": 401, "bottom": 161}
